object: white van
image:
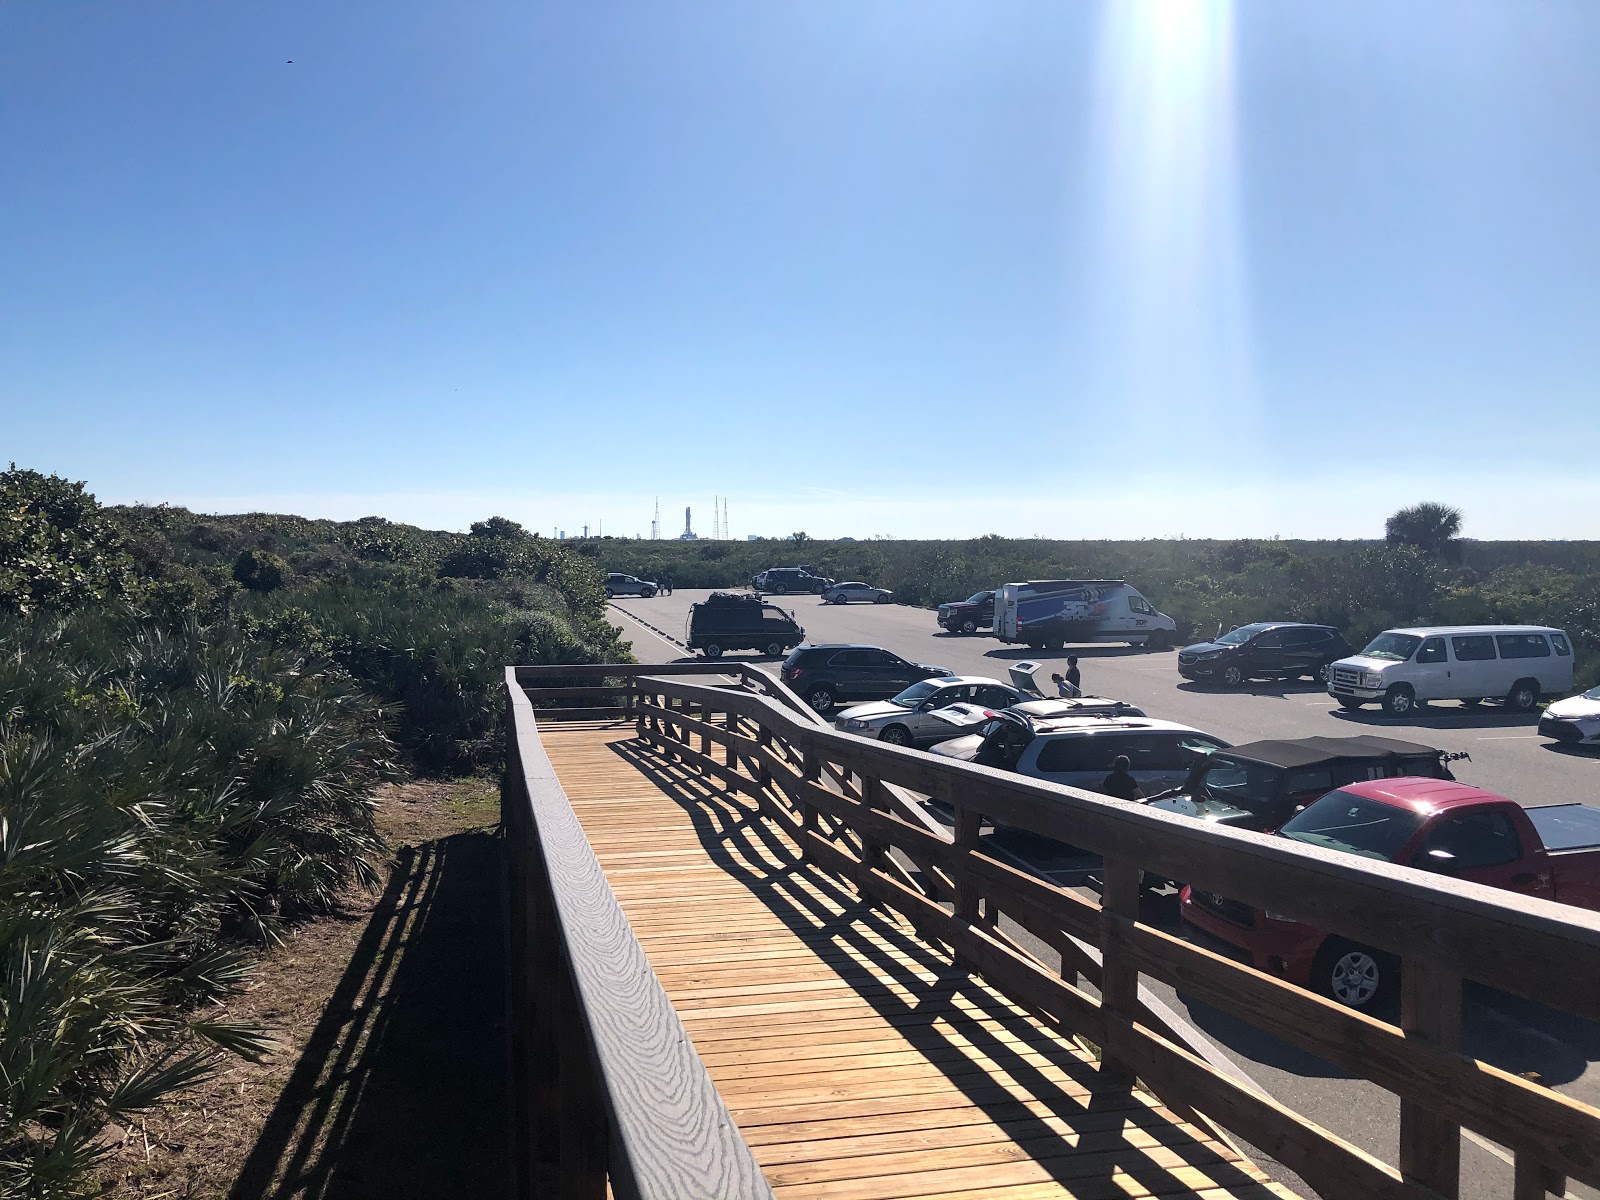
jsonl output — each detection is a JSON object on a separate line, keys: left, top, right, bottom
{"left": 1327, "top": 625, "right": 1574, "bottom": 717}
{"left": 993, "top": 580, "right": 1177, "bottom": 651}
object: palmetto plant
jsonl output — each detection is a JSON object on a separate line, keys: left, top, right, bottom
{"left": 0, "top": 610, "right": 394, "bottom": 1197}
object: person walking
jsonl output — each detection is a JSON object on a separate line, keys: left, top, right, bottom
{"left": 1102, "top": 754, "right": 1144, "bottom": 801}
{"left": 662, "top": 575, "right": 673, "bottom": 596}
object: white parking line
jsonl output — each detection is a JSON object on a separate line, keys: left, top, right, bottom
{"left": 1475, "top": 735, "right": 1542, "bottom": 741}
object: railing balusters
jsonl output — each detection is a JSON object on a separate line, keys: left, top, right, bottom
{"left": 1399, "top": 959, "right": 1463, "bottom": 1197}
{"left": 1098, "top": 859, "right": 1143, "bottom": 1080}
{"left": 952, "top": 805, "right": 982, "bottom": 923}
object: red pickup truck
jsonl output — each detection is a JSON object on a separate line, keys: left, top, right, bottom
{"left": 1181, "top": 777, "right": 1600, "bottom": 1009}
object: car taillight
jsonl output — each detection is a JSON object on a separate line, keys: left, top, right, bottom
{"left": 981, "top": 710, "right": 998, "bottom": 719}
{"left": 787, "top": 667, "right": 804, "bottom": 679}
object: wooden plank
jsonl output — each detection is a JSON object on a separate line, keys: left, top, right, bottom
{"left": 1398, "top": 960, "right": 1462, "bottom": 1197}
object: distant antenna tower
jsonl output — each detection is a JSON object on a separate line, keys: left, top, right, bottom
{"left": 713, "top": 495, "right": 721, "bottom": 540}
{"left": 722, "top": 497, "right": 729, "bottom": 540}
{"left": 651, "top": 497, "right": 660, "bottom": 541}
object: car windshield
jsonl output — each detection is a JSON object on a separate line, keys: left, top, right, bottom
{"left": 890, "top": 681, "right": 943, "bottom": 708}
{"left": 1216, "top": 623, "right": 1271, "bottom": 646}
{"left": 1361, "top": 632, "right": 1422, "bottom": 662}
{"left": 1279, "top": 789, "right": 1426, "bottom": 862}
{"left": 966, "top": 592, "right": 989, "bottom": 604}
{"left": 1198, "top": 758, "right": 1283, "bottom": 814}
{"left": 1584, "top": 685, "right": 1600, "bottom": 701}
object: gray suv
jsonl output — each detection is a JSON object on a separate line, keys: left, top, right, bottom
{"left": 604, "top": 572, "right": 657, "bottom": 598}
{"left": 754, "top": 568, "right": 833, "bottom": 594}
{"left": 779, "top": 644, "right": 953, "bottom": 713}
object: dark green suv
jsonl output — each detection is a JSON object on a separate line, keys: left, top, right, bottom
{"left": 779, "top": 644, "right": 954, "bottom": 713}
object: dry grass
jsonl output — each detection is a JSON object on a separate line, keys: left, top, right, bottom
{"left": 92, "top": 778, "right": 504, "bottom": 1200}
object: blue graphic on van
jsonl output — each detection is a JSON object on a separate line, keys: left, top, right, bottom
{"left": 1016, "top": 585, "right": 1112, "bottom": 627}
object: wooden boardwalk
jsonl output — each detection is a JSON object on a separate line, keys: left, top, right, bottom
{"left": 542, "top": 721, "right": 1296, "bottom": 1200}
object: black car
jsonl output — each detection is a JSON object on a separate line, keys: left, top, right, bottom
{"left": 779, "top": 644, "right": 954, "bottom": 713}
{"left": 937, "top": 590, "right": 995, "bottom": 634}
{"left": 1178, "top": 622, "right": 1352, "bottom": 686}
{"left": 753, "top": 567, "right": 834, "bottom": 594}
{"left": 686, "top": 593, "right": 805, "bottom": 659}
{"left": 1145, "top": 735, "right": 1463, "bottom": 832}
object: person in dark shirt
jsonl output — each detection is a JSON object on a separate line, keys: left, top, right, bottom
{"left": 1064, "top": 656, "right": 1082, "bottom": 696}
{"left": 1102, "top": 754, "right": 1144, "bottom": 801}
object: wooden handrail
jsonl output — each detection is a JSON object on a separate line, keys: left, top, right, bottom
{"left": 629, "top": 672, "right": 1600, "bottom": 1200}
{"left": 502, "top": 669, "right": 774, "bottom": 1200}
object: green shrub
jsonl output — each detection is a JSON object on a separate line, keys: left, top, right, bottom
{"left": 232, "top": 548, "right": 288, "bottom": 591}
{"left": 0, "top": 465, "right": 134, "bottom": 615}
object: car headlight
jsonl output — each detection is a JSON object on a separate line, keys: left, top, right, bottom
{"left": 1362, "top": 672, "right": 1384, "bottom": 688}
{"left": 848, "top": 719, "right": 868, "bottom": 730}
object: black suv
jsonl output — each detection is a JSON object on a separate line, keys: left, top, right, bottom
{"left": 753, "top": 567, "right": 833, "bottom": 594}
{"left": 687, "top": 593, "right": 805, "bottom": 659}
{"left": 1178, "top": 622, "right": 1352, "bottom": 687}
{"left": 780, "top": 644, "right": 953, "bottom": 713}
{"left": 937, "top": 590, "right": 995, "bottom": 634}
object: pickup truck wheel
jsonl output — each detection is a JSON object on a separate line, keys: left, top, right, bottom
{"left": 1338, "top": 698, "right": 1366, "bottom": 711}
{"left": 702, "top": 643, "right": 723, "bottom": 659}
{"left": 1506, "top": 679, "right": 1540, "bottom": 713}
{"left": 764, "top": 641, "right": 784, "bottom": 657}
{"left": 1382, "top": 684, "right": 1416, "bottom": 717}
{"left": 960, "top": 618, "right": 977, "bottom": 634}
{"left": 1313, "top": 939, "right": 1397, "bottom": 1010}
{"left": 1220, "top": 664, "right": 1245, "bottom": 687}
{"left": 879, "top": 725, "right": 913, "bottom": 747}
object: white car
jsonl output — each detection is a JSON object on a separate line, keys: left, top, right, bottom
{"left": 933, "top": 713, "right": 1230, "bottom": 797}
{"left": 834, "top": 677, "right": 1027, "bottom": 747}
{"left": 1541, "top": 685, "right": 1600, "bottom": 748}
{"left": 821, "top": 581, "right": 894, "bottom": 605}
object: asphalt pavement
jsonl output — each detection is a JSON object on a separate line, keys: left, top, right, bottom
{"left": 607, "top": 590, "right": 1599, "bottom": 1200}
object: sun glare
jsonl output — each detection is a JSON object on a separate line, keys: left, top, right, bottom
{"left": 1084, "top": 0, "right": 1255, "bottom": 430}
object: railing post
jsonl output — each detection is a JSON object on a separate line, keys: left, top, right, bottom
{"left": 755, "top": 726, "right": 773, "bottom": 791}
{"left": 800, "top": 744, "right": 821, "bottom": 858}
{"left": 1399, "top": 959, "right": 1463, "bottom": 1198}
{"left": 1098, "top": 858, "right": 1142, "bottom": 1081}
{"left": 723, "top": 708, "right": 737, "bottom": 769}
{"left": 952, "top": 805, "right": 982, "bottom": 923}
{"left": 1514, "top": 1156, "right": 1566, "bottom": 1200}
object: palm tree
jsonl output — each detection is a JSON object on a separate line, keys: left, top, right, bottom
{"left": 1385, "top": 502, "right": 1463, "bottom": 557}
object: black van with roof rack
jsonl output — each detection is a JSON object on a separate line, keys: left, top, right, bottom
{"left": 686, "top": 593, "right": 805, "bottom": 659}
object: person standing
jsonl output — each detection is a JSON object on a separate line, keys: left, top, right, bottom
{"left": 1063, "top": 656, "right": 1082, "bottom": 697}
{"left": 662, "top": 575, "right": 673, "bottom": 596}
{"left": 1102, "top": 754, "right": 1144, "bottom": 801}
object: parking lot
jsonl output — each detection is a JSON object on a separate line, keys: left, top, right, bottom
{"left": 610, "top": 589, "right": 1600, "bottom": 1200}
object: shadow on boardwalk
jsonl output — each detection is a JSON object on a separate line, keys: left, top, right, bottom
{"left": 230, "top": 830, "right": 507, "bottom": 1200}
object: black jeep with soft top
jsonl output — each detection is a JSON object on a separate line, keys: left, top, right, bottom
{"left": 687, "top": 593, "right": 805, "bottom": 659}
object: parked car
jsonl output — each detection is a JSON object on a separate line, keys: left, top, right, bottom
{"left": 1145, "top": 735, "right": 1463, "bottom": 833}
{"left": 1178, "top": 623, "right": 1352, "bottom": 686}
{"left": 604, "top": 572, "right": 657, "bottom": 598}
{"left": 686, "top": 592, "right": 804, "bottom": 658}
{"left": 938, "top": 590, "right": 996, "bottom": 634}
{"left": 753, "top": 568, "right": 834, "bottom": 594}
{"left": 1540, "top": 684, "right": 1600, "bottom": 748}
{"left": 932, "top": 713, "right": 1229, "bottom": 798}
{"left": 779, "top": 644, "right": 953, "bottom": 713}
{"left": 994, "top": 580, "right": 1177, "bottom": 651}
{"left": 1327, "top": 625, "right": 1575, "bottom": 717}
{"left": 834, "top": 676, "right": 1029, "bottom": 746}
{"left": 821, "top": 581, "right": 894, "bottom": 605}
{"left": 1182, "top": 778, "right": 1600, "bottom": 1008}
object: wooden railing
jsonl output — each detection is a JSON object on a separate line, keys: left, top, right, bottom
{"left": 614, "top": 670, "right": 1600, "bottom": 1200}
{"left": 502, "top": 666, "right": 777, "bottom": 1200}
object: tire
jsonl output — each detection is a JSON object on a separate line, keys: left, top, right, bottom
{"left": 879, "top": 725, "right": 913, "bottom": 747}
{"left": 1338, "top": 698, "right": 1366, "bottom": 711}
{"left": 1312, "top": 939, "right": 1398, "bottom": 1010}
{"left": 1381, "top": 684, "right": 1416, "bottom": 717}
{"left": 873, "top": 593, "right": 891, "bottom": 604}
{"left": 1044, "top": 638, "right": 1063, "bottom": 652}
{"left": 1220, "top": 664, "right": 1245, "bottom": 688}
{"left": 702, "top": 643, "right": 723, "bottom": 659}
{"left": 641, "top": 588, "right": 656, "bottom": 598}
{"left": 832, "top": 594, "right": 848, "bottom": 604}
{"left": 770, "top": 583, "right": 787, "bottom": 594}
{"left": 604, "top": 589, "right": 615, "bottom": 599}
{"left": 764, "top": 641, "right": 783, "bottom": 657}
{"left": 805, "top": 685, "right": 836, "bottom": 714}
{"left": 1145, "top": 630, "right": 1172, "bottom": 652}
{"left": 1506, "top": 679, "right": 1540, "bottom": 713}
{"left": 960, "top": 618, "right": 978, "bottom": 635}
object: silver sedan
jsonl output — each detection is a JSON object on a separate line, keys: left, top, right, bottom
{"left": 820, "top": 581, "right": 894, "bottom": 605}
{"left": 833, "top": 677, "right": 1027, "bottom": 747}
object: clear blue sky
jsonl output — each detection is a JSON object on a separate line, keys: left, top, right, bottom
{"left": 4, "top": 1, "right": 1597, "bottom": 539}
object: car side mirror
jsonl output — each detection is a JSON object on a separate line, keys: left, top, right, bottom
{"left": 916, "top": 700, "right": 935, "bottom": 712}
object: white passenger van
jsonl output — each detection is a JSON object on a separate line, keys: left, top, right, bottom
{"left": 1326, "top": 625, "right": 1574, "bottom": 717}
{"left": 993, "top": 580, "right": 1178, "bottom": 651}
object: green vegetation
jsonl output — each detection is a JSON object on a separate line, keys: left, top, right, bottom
{"left": 0, "top": 467, "right": 630, "bottom": 1197}
{"left": 597, "top": 526, "right": 1598, "bottom": 690}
